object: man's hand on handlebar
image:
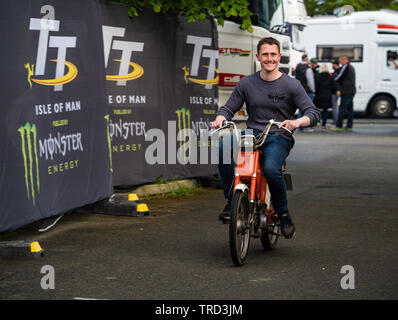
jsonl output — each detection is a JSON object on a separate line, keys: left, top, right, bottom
{"left": 278, "top": 119, "right": 300, "bottom": 131}
{"left": 211, "top": 115, "right": 227, "bottom": 129}
{"left": 279, "top": 116, "right": 311, "bottom": 131}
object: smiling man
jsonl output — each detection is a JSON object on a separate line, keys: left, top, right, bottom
{"left": 211, "top": 37, "right": 320, "bottom": 239}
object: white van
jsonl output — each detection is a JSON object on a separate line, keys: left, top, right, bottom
{"left": 303, "top": 10, "right": 398, "bottom": 118}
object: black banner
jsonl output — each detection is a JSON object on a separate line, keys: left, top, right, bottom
{"left": 0, "top": 0, "right": 220, "bottom": 232}
{"left": 167, "top": 14, "right": 220, "bottom": 181}
{"left": 0, "top": 0, "right": 112, "bottom": 232}
{"left": 101, "top": 2, "right": 219, "bottom": 187}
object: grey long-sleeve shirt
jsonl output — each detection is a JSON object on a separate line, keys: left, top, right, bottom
{"left": 216, "top": 72, "right": 321, "bottom": 143}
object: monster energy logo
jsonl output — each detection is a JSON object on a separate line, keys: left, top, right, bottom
{"left": 104, "top": 115, "right": 113, "bottom": 173}
{"left": 176, "top": 108, "right": 192, "bottom": 161}
{"left": 18, "top": 122, "right": 40, "bottom": 205}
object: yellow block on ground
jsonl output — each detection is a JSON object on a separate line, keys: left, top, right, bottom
{"left": 137, "top": 203, "right": 149, "bottom": 213}
{"left": 128, "top": 193, "right": 139, "bottom": 201}
{"left": 30, "top": 241, "right": 43, "bottom": 253}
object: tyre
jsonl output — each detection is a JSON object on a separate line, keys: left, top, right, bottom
{"left": 260, "top": 218, "right": 280, "bottom": 251}
{"left": 229, "top": 190, "right": 250, "bottom": 266}
{"left": 370, "top": 95, "right": 395, "bottom": 118}
{"left": 260, "top": 188, "right": 280, "bottom": 251}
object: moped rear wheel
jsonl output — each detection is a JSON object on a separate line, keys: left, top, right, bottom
{"left": 229, "top": 190, "right": 250, "bottom": 266}
{"left": 260, "top": 192, "right": 280, "bottom": 251}
{"left": 261, "top": 216, "right": 280, "bottom": 251}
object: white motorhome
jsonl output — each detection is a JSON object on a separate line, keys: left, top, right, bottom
{"left": 217, "top": 0, "right": 292, "bottom": 120}
{"left": 303, "top": 10, "right": 398, "bottom": 118}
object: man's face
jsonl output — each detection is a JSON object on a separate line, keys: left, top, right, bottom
{"left": 256, "top": 44, "right": 281, "bottom": 73}
{"left": 339, "top": 56, "right": 348, "bottom": 65}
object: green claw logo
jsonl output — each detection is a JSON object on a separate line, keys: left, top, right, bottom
{"left": 17, "top": 122, "right": 40, "bottom": 205}
{"left": 104, "top": 115, "right": 113, "bottom": 173}
{"left": 176, "top": 107, "right": 192, "bottom": 161}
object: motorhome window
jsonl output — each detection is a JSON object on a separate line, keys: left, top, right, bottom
{"left": 316, "top": 45, "right": 363, "bottom": 62}
{"left": 387, "top": 50, "right": 398, "bottom": 70}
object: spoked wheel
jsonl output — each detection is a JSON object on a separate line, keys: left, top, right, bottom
{"left": 229, "top": 190, "right": 250, "bottom": 266}
{"left": 260, "top": 187, "right": 280, "bottom": 251}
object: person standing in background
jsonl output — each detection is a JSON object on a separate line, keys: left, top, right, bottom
{"left": 315, "top": 64, "right": 335, "bottom": 131}
{"left": 331, "top": 59, "right": 341, "bottom": 124}
{"left": 310, "top": 57, "right": 320, "bottom": 75}
{"left": 332, "top": 55, "right": 356, "bottom": 131}
{"left": 295, "top": 54, "right": 316, "bottom": 132}
{"left": 295, "top": 54, "right": 316, "bottom": 100}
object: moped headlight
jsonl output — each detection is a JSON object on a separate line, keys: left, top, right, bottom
{"left": 240, "top": 135, "right": 255, "bottom": 150}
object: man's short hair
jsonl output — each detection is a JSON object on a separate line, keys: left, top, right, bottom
{"left": 302, "top": 54, "right": 308, "bottom": 61}
{"left": 257, "top": 37, "right": 280, "bottom": 54}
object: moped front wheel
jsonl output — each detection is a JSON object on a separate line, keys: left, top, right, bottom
{"left": 229, "top": 190, "right": 250, "bottom": 266}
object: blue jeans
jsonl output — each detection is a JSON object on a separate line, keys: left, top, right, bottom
{"left": 218, "top": 132, "right": 293, "bottom": 214}
{"left": 337, "top": 95, "right": 354, "bottom": 129}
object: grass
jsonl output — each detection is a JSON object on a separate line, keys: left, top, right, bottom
{"left": 115, "top": 178, "right": 204, "bottom": 199}
{"left": 170, "top": 186, "right": 195, "bottom": 197}
{"left": 154, "top": 176, "right": 170, "bottom": 184}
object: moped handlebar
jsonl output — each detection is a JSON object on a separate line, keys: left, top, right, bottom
{"left": 210, "top": 119, "right": 292, "bottom": 136}
{"left": 210, "top": 120, "right": 240, "bottom": 143}
{"left": 210, "top": 119, "right": 293, "bottom": 149}
{"left": 267, "top": 119, "right": 293, "bottom": 134}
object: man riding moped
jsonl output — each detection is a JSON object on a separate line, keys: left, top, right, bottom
{"left": 211, "top": 37, "right": 320, "bottom": 239}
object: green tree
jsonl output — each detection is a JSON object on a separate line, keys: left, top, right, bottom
{"left": 305, "top": 0, "right": 398, "bottom": 16}
{"left": 114, "top": 0, "right": 254, "bottom": 32}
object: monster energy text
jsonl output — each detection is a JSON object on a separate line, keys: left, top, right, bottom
{"left": 39, "top": 131, "right": 83, "bottom": 160}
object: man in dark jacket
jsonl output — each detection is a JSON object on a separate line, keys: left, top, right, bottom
{"left": 295, "top": 54, "right": 316, "bottom": 132}
{"left": 295, "top": 54, "right": 316, "bottom": 97}
{"left": 332, "top": 55, "right": 356, "bottom": 131}
{"left": 310, "top": 57, "right": 320, "bottom": 76}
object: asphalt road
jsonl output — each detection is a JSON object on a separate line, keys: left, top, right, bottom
{"left": 1, "top": 119, "right": 397, "bottom": 301}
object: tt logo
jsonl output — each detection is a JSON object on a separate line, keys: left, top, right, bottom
{"left": 102, "top": 25, "right": 144, "bottom": 86}
{"left": 28, "top": 5, "right": 77, "bottom": 92}
{"left": 183, "top": 35, "right": 218, "bottom": 89}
